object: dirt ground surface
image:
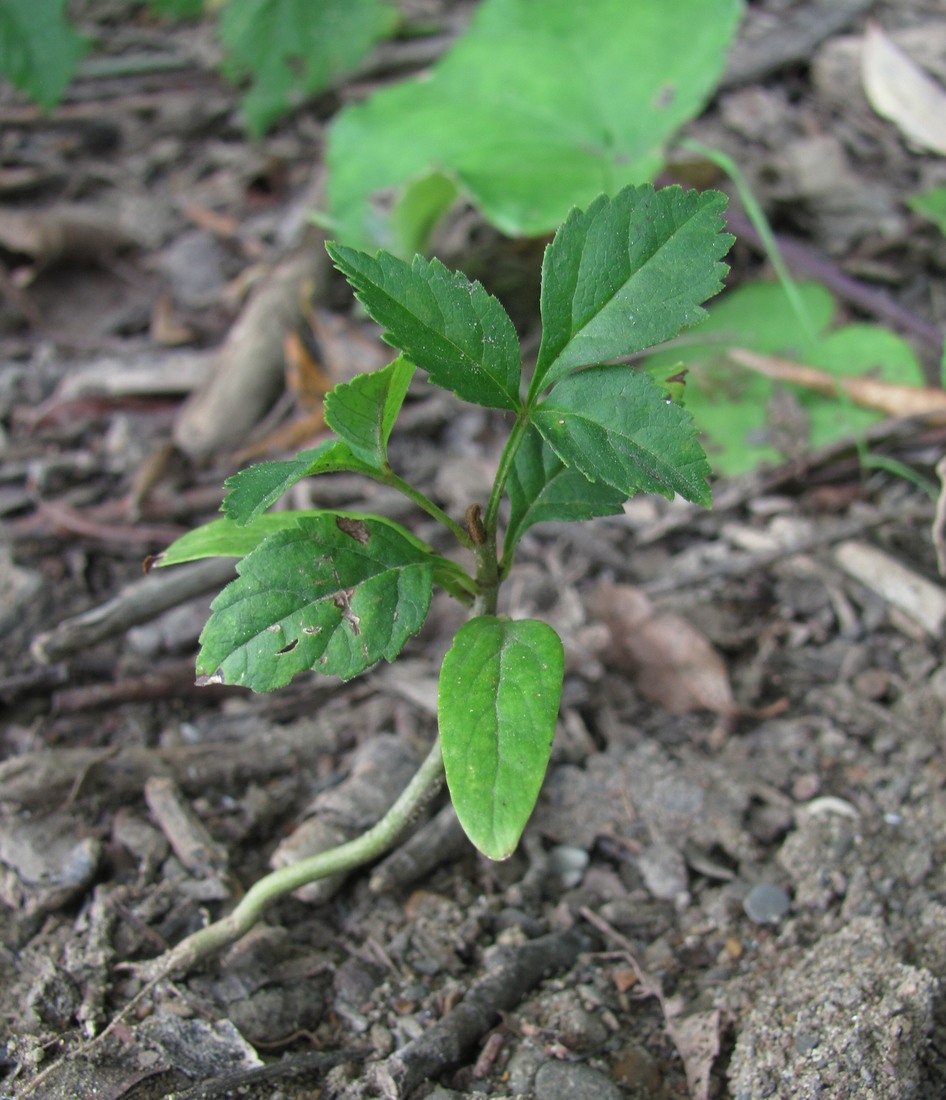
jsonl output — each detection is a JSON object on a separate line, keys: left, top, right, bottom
{"left": 3, "top": 1, "right": 946, "bottom": 1097}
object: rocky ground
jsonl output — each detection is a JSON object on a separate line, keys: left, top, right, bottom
{"left": 2, "top": 1, "right": 946, "bottom": 1097}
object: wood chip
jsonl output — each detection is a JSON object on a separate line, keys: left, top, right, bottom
{"left": 144, "top": 776, "right": 230, "bottom": 879}
{"left": 862, "top": 21, "right": 946, "bottom": 155}
{"left": 834, "top": 540, "right": 946, "bottom": 635}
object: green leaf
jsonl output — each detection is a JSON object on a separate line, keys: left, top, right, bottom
{"left": 908, "top": 186, "right": 946, "bottom": 237}
{"left": 159, "top": 504, "right": 438, "bottom": 564}
{"left": 642, "top": 282, "right": 825, "bottom": 475}
{"left": 217, "top": 0, "right": 398, "bottom": 136}
{"left": 532, "top": 366, "right": 712, "bottom": 506}
{"left": 327, "top": 244, "right": 522, "bottom": 410}
{"left": 504, "top": 425, "right": 625, "bottom": 557}
{"left": 146, "top": 0, "right": 205, "bottom": 17}
{"left": 531, "top": 185, "right": 733, "bottom": 396}
{"left": 390, "top": 170, "right": 459, "bottom": 257}
{"left": 197, "top": 514, "right": 433, "bottom": 691}
{"left": 159, "top": 511, "right": 324, "bottom": 566}
{"left": 804, "top": 325, "right": 925, "bottom": 449}
{"left": 646, "top": 282, "right": 928, "bottom": 475}
{"left": 324, "top": 356, "right": 414, "bottom": 466}
{"left": 325, "top": 0, "right": 742, "bottom": 250}
{"left": 439, "top": 617, "right": 563, "bottom": 860}
{"left": 223, "top": 440, "right": 382, "bottom": 526}
{"left": 0, "top": 0, "right": 88, "bottom": 109}
{"left": 644, "top": 280, "right": 820, "bottom": 477}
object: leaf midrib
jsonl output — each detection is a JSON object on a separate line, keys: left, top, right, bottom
{"left": 546, "top": 197, "right": 711, "bottom": 377}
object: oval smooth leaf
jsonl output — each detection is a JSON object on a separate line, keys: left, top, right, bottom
{"left": 439, "top": 616, "right": 564, "bottom": 860}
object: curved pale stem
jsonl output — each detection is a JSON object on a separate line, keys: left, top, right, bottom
{"left": 145, "top": 738, "right": 445, "bottom": 980}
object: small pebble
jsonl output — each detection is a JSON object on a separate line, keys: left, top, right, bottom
{"left": 794, "top": 1031, "right": 820, "bottom": 1054}
{"left": 611, "top": 1041, "right": 662, "bottom": 1091}
{"left": 494, "top": 907, "right": 545, "bottom": 937}
{"left": 534, "top": 1061, "right": 623, "bottom": 1100}
{"left": 743, "top": 882, "right": 791, "bottom": 925}
{"left": 638, "top": 842, "right": 688, "bottom": 901}
{"left": 547, "top": 845, "right": 589, "bottom": 889}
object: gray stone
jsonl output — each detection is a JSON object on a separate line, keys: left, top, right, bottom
{"left": 534, "top": 1061, "right": 622, "bottom": 1100}
{"left": 728, "top": 917, "right": 936, "bottom": 1100}
{"left": 743, "top": 882, "right": 791, "bottom": 925}
{"left": 638, "top": 841, "right": 689, "bottom": 901}
{"left": 0, "top": 547, "right": 42, "bottom": 636}
{"left": 0, "top": 813, "right": 100, "bottom": 916}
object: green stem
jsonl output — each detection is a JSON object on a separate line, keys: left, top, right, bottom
{"left": 483, "top": 410, "right": 531, "bottom": 537}
{"left": 471, "top": 539, "right": 500, "bottom": 617}
{"left": 145, "top": 738, "right": 445, "bottom": 980}
{"left": 679, "top": 138, "right": 818, "bottom": 348}
{"left": 383, "top": 469, "right": 474, "bottom": 549}
{"left": 432, "top": 558, "right": 478, "bottom": 606}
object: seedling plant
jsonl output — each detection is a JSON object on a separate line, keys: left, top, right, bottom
{"left": 155, "top": 181, "right": 733, "bottom": 974}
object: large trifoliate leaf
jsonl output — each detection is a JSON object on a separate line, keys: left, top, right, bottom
{"left": 325, "top": 0, "right": 742, "bottom": 251}
{"left": 644, "top": 281, "right": 836, "bottom": 475}
{"left": 218, "top": 0, "right": 397, "bottom": 136}
{"left": 0, "top": 0, "right": 88, "bottom": 108}
{"left": 324, "top": 355, "right": 414, "bottom": 467}
{"left": 504, "top": 425, "right": 625, "bottom": 558}
{"left": 642, "top": 282, "right": 929, "bottom": 477}
{"left": 197, "top": 514, "right": 433, "bottom": 691}
{"left": 532, "top": 366, "right": 712, "bottom": 506}
{"left": 439, "top": 617, "right": 563, "bottom": 860}
{"left": 531, "top": 185, "right": 733, "bottom": 397}
{"left": 327, "top": 244, "right": 522, "bottom": 410}
{"left": 147, "top": 0, "right": 204, "bottom": 15}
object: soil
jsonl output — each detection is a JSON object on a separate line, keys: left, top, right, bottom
{"left": 2, "top": 1, "right": 946, "bottom": 1098}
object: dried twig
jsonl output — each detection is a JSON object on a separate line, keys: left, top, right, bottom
{"left": 368, "top": 928, "right": 588, "bottom": 1099}
{"left": 31, "top": 558, "right": 236, "bottom": 664}
{"left": 165, "top": 1049, "right": 369, "bottom": 1100}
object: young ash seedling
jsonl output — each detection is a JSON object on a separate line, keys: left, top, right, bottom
{"left": 155, "top": 182, "right": 732, "bottom": 973}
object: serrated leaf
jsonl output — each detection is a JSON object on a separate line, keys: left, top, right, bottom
{"left": 504, "top": 425, "right": 625, "bottom": 557}
{"left": 643, "top": 281, "right": 856, "bottom": 476}
{"left": 532, "top": 366, "right": 711, "bottom": 506}
{"left": 324, "top": 356, "right": 414, "bottom": 466}
{"left": 159, "top": 506, "right": 437, "bottom": 567}
{"left": 197, "top": 514, "right": 433, "bottom": 691}
{"left": 327, "top": 243, "right": 521, "bottom": 411}
{"left": 159, "top": 511, "right": 324, "bottom": 566}
{"left": 217, "top": 0, "right": 397, "bottom": 136}
{"left": 439, "top": 617, "right": 563, "bottom": 860}
{"left": 531, "top": 184, "right": 733, "bottom": 397}
{"left": 223, "top": 440, "right": 381, "bottom": 526}
{"left": 0, "top": 0, "right": 88, "bottom": 109}
{"left": 325, "top": 0, "right": 742, "bottom": 250}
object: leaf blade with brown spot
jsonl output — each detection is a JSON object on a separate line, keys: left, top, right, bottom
{"left": 197, "top": 514, "right": 433, "bottom": 691}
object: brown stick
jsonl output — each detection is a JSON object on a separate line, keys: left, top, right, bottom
{"left": 368, "top": 929, "right": 588, "bottom": 1099}
{"left": 31, "top": 558, "right": 236, "bottom": 664}
{"left": 721, "top": 0, "right": 875, "bottom": 89}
